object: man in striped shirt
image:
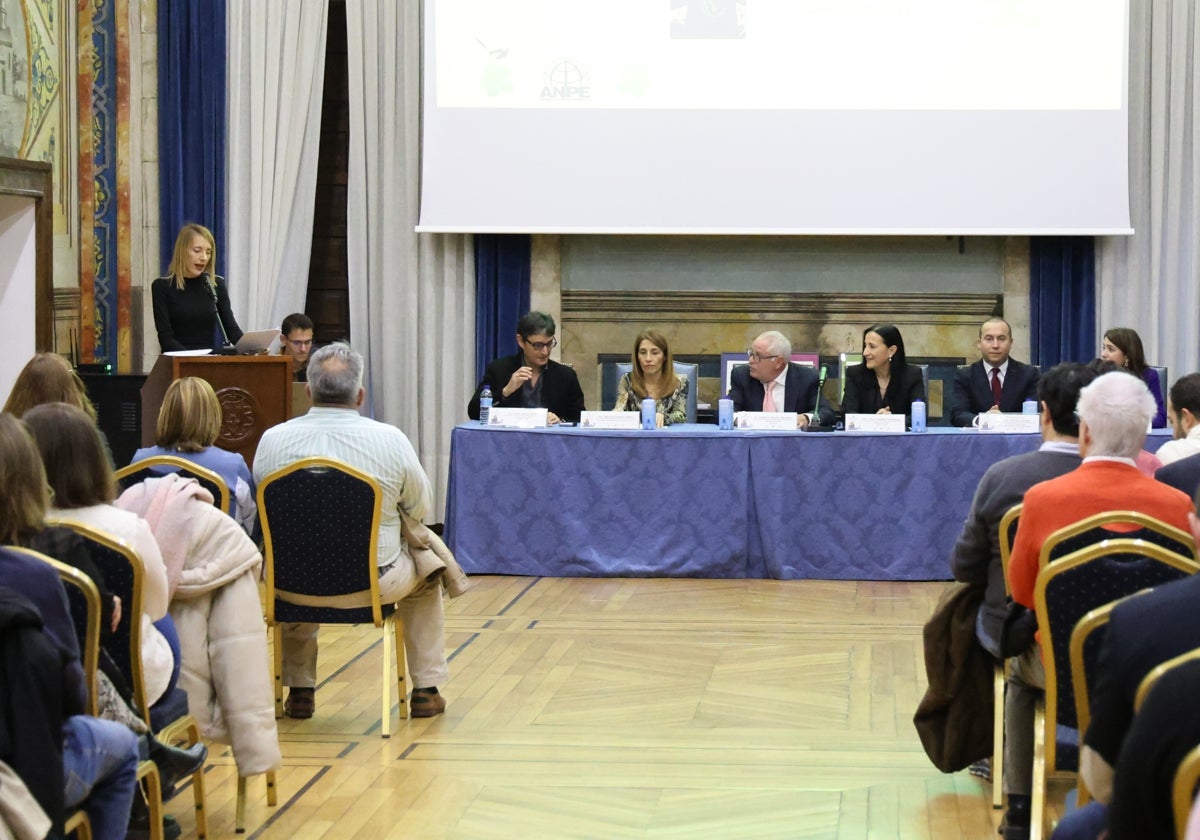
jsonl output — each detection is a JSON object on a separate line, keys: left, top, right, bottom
{"left": 254, "top": 342, "right": 448, "bottom": 719}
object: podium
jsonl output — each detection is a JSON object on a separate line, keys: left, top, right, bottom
{"left": 142, "top": 355, "right": 293, "bottom": 470}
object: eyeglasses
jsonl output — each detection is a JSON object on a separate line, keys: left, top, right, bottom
{"left": 523, "top": 337, "right": 558, "bottom": 351}
{"left": 747, "top": 351, "right": 780, "bottom": 362}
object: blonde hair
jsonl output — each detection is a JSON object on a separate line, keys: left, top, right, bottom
{"left": 165, "top": 223, "right": 217, "bottom": 291}
{"left": 0, "top": 414, "right": 49, "bottom": 543}
{"left": 156, "top": 377, "right": 223, "bottom": 452}
{"left": 2, "top": 353, "right": 97, "bottom": 422}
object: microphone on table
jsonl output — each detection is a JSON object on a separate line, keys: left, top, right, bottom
{"left": 803, "top": 364, "right": 835, "bottom": 433}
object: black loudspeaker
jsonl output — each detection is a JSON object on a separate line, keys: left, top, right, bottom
{"left": 78, "top": 372, "right": 147, "bottom": 469}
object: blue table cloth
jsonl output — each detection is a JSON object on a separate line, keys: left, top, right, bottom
{"left": 446, "top": 424, "right": 1174, "bottom": 581}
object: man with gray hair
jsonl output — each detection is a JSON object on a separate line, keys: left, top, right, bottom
{"left": 728, "top": 330, "right": 833, "bottom": 428}
{"left": 253, "top": 342, "right": 451, "bottom": 720}
{"left": 994, "top": 371, "right": 1193, "bottom": 839}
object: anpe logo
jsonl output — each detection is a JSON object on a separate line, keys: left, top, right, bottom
{"left": 541, "top": 59, "right": 590, "bottom": 101}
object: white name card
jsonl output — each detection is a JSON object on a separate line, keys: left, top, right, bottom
{"left": 843, "top": 413, "right": 907, "bottom": 433}
{"left": 579, "top": 411, "right": 641, "bottom": 430}
{"left": 736, "top": 411, "right": 799, "bottom": 430}
{"left": 488, "top": 407, "right": 549, "bottom": 428}
{"left": 973, "top": 412, "right": 1041, "bottom": 434}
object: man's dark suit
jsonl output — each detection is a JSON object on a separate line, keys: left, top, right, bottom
{"left": 468, "top": 352, "right": 586, "bottom": 422}
{"left": 1155, "top": 451, "right": 1200, "bottom": 501}
{"left": 728, "top": 363, "right": 835, "bottom": 426}
{"left": 948, "top": 359, "right": 1041, "bottom": 427}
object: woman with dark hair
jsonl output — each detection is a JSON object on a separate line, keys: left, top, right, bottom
{"left": 151, "top": 223, "right": 244, "bottom": 352}
{"left": 1101, "top": 327, "right": 1166, "bottom": 428}
{"left": 840, "top": 324, "right": 926, "bottom": 424}
{"left": 611, "top": 330, "right": 689, "bottom": 426}
{"left": 23, "top": 402, "right": 179, "bottom": 707}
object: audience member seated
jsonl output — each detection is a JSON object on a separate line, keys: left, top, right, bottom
{"left": 729, "top": 330, "right": 834, "bottom": 428}
{"left": 1101, "top": 327, "right": 1166, "bottom": 428}
{"left": 1156, "top": 372, "right": 1200, "bottom": 466}
{"left": 117, "top": 470, "right": 281, "bottom": 777}
{"left": 840, "top": 324, "right": 925, "bottom": 425}
{"left": 1001, "top": 371, "right": 1194, "bottom": 840}
{"left": 468, "top": 311, "right": 585, "bottom": 424}
{"left": 131, "top": 376, "right": 257, "bottom": 534}
{"left": 0, "top": 414, "right": 204, "bottom": 835}
{"left": 1156, "top": 450, "right": 1200, "bottom": 499}
{"left": 0, "top": 558, "right": 139, "bottom": 840}
{"left": 2, "top": 352, "right": 99, "bottom": 424}
{"left": 278, "top": 312, "right": 314, "bottom": 382}
{"left": 611, "top": 330, "right": 689, "bottom": 426}
{"left": 255, "top": 342, "right": 455, "bottom": 720}
{"left": 948, "top": 317, "right": 1041, "bottom": 427}
{"left": 1087, "top": 359, "right": 1163, "bottom": 476}
{"left": 1050, "top": 510, "right": 1200, "bottom": 838}
{"left": 23, "top": 403, "right": 180, "bottom": 708}
{"left": 950, "top": 362, "right": 1096, "bottom": 659}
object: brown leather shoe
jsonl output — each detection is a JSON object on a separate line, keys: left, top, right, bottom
{"left": 284, "top": 687, "right": 315, "bottom": 719}
{"left": 410, "top": 688, "right": 446, "bottom": 718}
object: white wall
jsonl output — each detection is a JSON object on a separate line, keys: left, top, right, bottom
{"left": 0, "top": 195, "right": 38, "bottom": 399}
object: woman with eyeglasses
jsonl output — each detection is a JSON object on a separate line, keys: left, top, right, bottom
{"left": 840, "top": 324, "right": 926, "bottom": 426}
{"left": 468, "top": 310, "right": 586, "bottom": 424}
{"left": 611, "top": 330, "right": 689, "bottom": 427}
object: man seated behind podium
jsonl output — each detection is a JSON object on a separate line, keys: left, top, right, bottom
{"left": 468, "top": 311, "right": 585, "bottom": 424}
{"left": 278, "top": 312, "right": 314, "bottom": 383}
{"left": 948, "top": 318, "right": 1040, "bottom": 427}
{"left": 252, "top": 342, "right": 450, "bottom": 720}
{"left": 729, "top": 331, "right": 834, "bottom": 429}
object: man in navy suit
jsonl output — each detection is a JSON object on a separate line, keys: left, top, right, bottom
{"left": 729, "top": 330, "right": 834, "bottom": 428}
{"left": 948, "top": 318, "right": 1041, "bottom": 427}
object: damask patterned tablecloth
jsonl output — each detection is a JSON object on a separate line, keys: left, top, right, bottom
{"left": 446, "top": 425, "right": 1174, "bottom": 581}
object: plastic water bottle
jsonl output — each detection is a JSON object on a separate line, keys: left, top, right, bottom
{"left": 1022, "top": 399, "right": 1038, "bottom": 415}
{"left": 641, "top": 397, "right": 656, "bottom": 430}
{"left": 479, "top": 386, "right": 492, "bottom": 425}
{"left": 911, "top": 399, "right": 926, "bottom": 432}
{"left": 718, "top": 398, "right": 734, "bottom": 430}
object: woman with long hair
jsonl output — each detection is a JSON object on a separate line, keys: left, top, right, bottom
{"left": 1101, "top": 327, "right": 1167, "bottom": 428}
{"left": 2, "top": 352, "right": 97, "bottom": 421}
{"left": 611, "top": 330, "right": 689, "bottom": 426}
{"left": 840, "top": 324, "right": 926, "bottom": 425}
{"left": 150, "top": 223, "right": 244, "bottom": 351}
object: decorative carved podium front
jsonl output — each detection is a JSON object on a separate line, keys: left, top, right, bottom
{"left": 141, "top": 355, "right": 293, "bottom": 470}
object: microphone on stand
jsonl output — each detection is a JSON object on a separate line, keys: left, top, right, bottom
{"left": 803, "top": 364, "right": 835, "bottom": 432}
{"left": 207, "top": 277, "right": 237, "bottom": 354}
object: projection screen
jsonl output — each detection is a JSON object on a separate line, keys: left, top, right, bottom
{"left": 418, "top": 0, "right": 1131, "bottom": 236}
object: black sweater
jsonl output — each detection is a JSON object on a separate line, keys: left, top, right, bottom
{"left": 151, "top": 273, "right": 244, "bottom": 351}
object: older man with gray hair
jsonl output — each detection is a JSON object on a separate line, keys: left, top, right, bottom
{"left": 994, "top": 371, "right": 1194, "bottom": 839}
{"left": 253, "top": 342, "right": 451, "bottom": 720}
{"left": 728, "top": 330, "right": 834, "bottom": 428}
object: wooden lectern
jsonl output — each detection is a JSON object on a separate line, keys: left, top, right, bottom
{"left": 142, "top": 355, "right": 293, "bottom": 470}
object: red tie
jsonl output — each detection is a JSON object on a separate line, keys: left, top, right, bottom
{"left": 991, "top": 367, "right": 1002, "bottom": 406}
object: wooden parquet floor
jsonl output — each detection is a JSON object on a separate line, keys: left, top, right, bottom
{"left": 164, "top": 577, "right": 1024, "bottom": 839}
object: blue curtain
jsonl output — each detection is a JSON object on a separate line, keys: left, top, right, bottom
{"left": 157, "top": 0, "right": 227, "bottom": 273}
{"left": 1030, "top": 236, "right": 1096, "bottom": 367}
{"left": 474, "top": 235, "right": 531, "bottom": 382}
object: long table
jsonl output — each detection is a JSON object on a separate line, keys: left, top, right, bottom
{"left": 445, "top": 424, "right": 1172, "bottom": 581}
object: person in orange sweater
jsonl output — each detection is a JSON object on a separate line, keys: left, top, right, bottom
{"left": 999, "top": 371, "right": 1194, "bottom": 840}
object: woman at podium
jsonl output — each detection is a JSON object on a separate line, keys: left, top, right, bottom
{"left": 151, "top": 224, "right": 244, "bottom": 352}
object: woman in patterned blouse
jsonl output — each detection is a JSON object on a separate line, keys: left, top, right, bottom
{"left": 612, "top": 330, "right": 689, "bottom": 426}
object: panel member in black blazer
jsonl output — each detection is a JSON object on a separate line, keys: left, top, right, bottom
{"left": 729, "top": 330, "right": 834, "bottom": 428}
{"left": 468, "top": 311, "right": 586, "bottom": 424}
{"left": 840, "top": 324, "right": 925, "bottom": 424}
{"left": 948, "top": 318, "right": 1040, "bottom": 427}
